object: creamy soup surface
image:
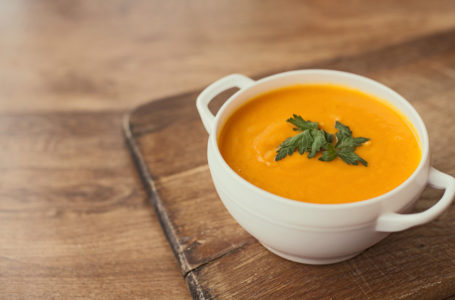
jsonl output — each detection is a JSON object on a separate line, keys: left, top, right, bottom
{"left": 218, "top": 84, "right": 422, "bottom": 204}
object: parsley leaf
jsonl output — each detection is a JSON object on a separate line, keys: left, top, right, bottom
{"left": 309, "top": 129, "right": 329, "bottom": 158}
{"left": 336, "top": 136, "right": 368, "bottom": 150}
{"left": 352, "top": 137, "right": 370, "bottom": 146}
{"left": 275, "top": 116, "right": 369, "bottom": 166}
{"left": 324, "top": 131, "right": 334, "bottom": 143}
{"left": 331, "top": 121, "right": 369, "bottom": 166}
{"left": 275, "top": 130, "right": 314, "bottom": 161}
{"left": 319, "top": 143, "right": 337, "bottom": 162}
{"left": 287, "top": 114, "right": 318, "bottom": 131}
{"left": 335, "top": 120, "right": 352, "bottom": 137}
{"left": 337, "top": 147, "right": 368, "bottom": 166}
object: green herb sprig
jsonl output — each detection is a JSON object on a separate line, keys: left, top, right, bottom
{"left": 275, "top": 114, "right": 370, "bottom": 166}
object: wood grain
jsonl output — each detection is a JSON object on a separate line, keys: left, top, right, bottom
{"left": 125, "top": 28, "right": 455, "bottom": 299}
{"left": 2, "top": 0, "right": 455, "bottom": 298}
{"left": 2, "top": 0, "right": 455, "bottom": 113}
{"left": 0, "top": 113, "right": 190, "bottom": 299}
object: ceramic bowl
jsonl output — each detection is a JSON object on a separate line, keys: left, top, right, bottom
{"left": 196, "top": 70, "right": 455, "bottom": 264}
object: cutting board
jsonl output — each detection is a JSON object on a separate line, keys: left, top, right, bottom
{"left": 124, "top": 30, "right": 455, "bottom": 299}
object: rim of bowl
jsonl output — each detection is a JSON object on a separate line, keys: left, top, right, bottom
{"left": 209, "top": 69, "right": 430, "bottom": 209}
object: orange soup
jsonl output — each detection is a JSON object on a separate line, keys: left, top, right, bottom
{"left": 218, "top": 84, "right": 421, "bottom": 204}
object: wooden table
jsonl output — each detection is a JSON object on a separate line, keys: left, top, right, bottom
{"left": 1, "top": 1, "right": 455, "bottom": 298}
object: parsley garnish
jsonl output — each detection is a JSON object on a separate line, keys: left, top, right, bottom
{"left": 275, "top": 115, "right": 369, "bottom": 166}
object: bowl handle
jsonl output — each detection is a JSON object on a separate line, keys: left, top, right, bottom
{"left": 196, "top": 74, "right": 255, "bottom": 134}
{"left": 376, "top": 167, "right": 455, "bottom": 232}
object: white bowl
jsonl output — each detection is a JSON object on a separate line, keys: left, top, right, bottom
{"left": 196, "top": 70, "right": 455, "bottom": 265}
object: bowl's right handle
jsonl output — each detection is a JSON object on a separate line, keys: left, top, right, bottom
{"left": 376, "top": 167, "right": 455, "bottom": 232}
{"left": 196, "top": 74, "right": 255, "bottom": 134}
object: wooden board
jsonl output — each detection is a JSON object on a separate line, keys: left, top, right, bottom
{"left": 124, "top": 29, "right": 455, "bottom": 299}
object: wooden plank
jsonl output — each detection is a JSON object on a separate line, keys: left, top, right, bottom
{"left": 0, "top": 112, "right": 190, "bottom": 299}
{"left": 4, "top": 1, "right": 455, "bottom": 113}
{"left": 125, "top": 28, "right": 455, "bottom": 299}
{"left": 194, "top": 226, "right": 455, "bottom": 299}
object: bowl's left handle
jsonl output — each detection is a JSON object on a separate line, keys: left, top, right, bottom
{"left": 196, "top": 74, "right": 255, "bottom": 134}
{"left": 376, "top": 167, "right": 455, "bottom": 232}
